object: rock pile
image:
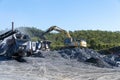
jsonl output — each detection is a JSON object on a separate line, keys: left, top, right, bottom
{"left": 58, "top": 48, "right": 118, "bottom": 68}
{"left": 33, "top": 48, "right": 118, "bottom": 68}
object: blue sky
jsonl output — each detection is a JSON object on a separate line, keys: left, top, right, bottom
{"left": 0, "top": 0, "right": 120, "bottom": 31}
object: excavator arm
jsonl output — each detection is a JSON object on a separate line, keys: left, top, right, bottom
{"left": 39, "top": 26, "right": 74, "bottom": 49}
{"left": 40, "top": 26, "right": 56, "bottom": 40}
{"left": 52, "top": 26, "right": 72, "bottom": 38}
{"left": 40, "top": 26, "right": 72, "bottom": 40}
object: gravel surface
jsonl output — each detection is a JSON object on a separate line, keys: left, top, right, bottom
{"left": 0, "top": 49, "right": 120, "bottom": 80}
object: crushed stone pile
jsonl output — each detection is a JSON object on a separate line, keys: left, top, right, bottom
{"left": 33, "top": 48, "right": 118, "bottom": 68}
{"left": 98, "top": 46, "right": 120, "bottom": 66}
{"left": 0, "top": 43, "right": 119, "bottom": 68}
{"left": 58, "top": 48, "right": 118, "bottom": 68}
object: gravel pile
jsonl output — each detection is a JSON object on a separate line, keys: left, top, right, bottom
{"left": 0, "top": 46, "right": 119, "bottom": 68}
{"left": 58, "top": 48, "right": 118, "bottom": 68}
{"left": 33, "top": 48, "right": 118, "bottom": 68}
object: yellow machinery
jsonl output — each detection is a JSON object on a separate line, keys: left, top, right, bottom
{"left": 40, "top": 26, "right": 87, "bottom": 48}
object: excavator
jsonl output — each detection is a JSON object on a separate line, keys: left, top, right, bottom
{"left": 40, "top": 26, "right": 87, "bottom": 49}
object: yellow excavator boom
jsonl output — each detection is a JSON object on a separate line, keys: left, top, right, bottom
{"left": 40, "top": 26, "right": 72, "bottom": 39}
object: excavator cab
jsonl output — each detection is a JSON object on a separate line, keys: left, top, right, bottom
{"left": 64, "top": 38, "right": 72, "bottom": 44}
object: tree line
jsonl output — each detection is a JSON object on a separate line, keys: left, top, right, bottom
{"left": 3, "top": 27, "right": 120, "bottom": 50}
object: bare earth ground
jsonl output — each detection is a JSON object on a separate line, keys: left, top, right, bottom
{"left": 0, "top": 51, "right": 120, "bottom": 80}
